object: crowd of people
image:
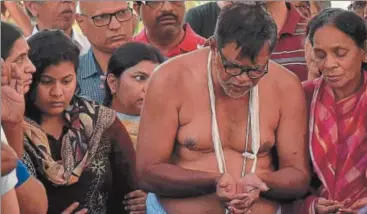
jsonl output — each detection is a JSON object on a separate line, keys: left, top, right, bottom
{"left": 1, "top": 1, "right": 367, "bottom": 214}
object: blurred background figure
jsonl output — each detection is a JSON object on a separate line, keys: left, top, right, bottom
{"left": 24, "top": 1, "right": 90, "bottom": 55}
{"left": 293, "top": 1, "right": 312, "bottom": 18}
{"left": 185, "top": 1, "right": 233, "bottom": 38}
{"left": 293, "top": 1, "right": 332, "bottom": 18}
{"left": 347, "top": 1, "right": 366, "bottom": 18}
{"left": 1, "top": 1, "right": 33, "bottom": 37}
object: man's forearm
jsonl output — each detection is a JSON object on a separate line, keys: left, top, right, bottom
{"left": 259, "top": 167, "right": 311, "bottom": 201}
{"left": 138, "top": 163, "right": 222, "bottom": 198}
{"left": 2, "top": 122, "right": 24, "bottom": 157}
{"left": 16, "top": 177, "right": 48, "bottom": 214}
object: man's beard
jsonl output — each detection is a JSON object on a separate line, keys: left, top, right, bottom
{"left": 155, "top": 24, "right": 181, "bottom": 44}
{"left": 217, "top": 69, "right": 253, "bottom": 99}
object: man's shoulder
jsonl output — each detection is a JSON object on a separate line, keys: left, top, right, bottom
{"left": 77, "top": 50, "right": 95, "bottom": 75}
{"left": 268, "top": 61, "right": 303, "bottom": 89}
{"left": 151, "top": 50, "right": 205, "bottom": 87}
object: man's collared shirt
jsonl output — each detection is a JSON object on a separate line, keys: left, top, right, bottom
{"left": 271, "top": 2, "right": 308, "bottom": 82}
{"left": 132, "top": 24, "right": 206, "bottom": 58}
{"left": 77, "top": 49, "right": 106, "bottom": 103}
{"left": 28, "top": 26, "right": 91, "bottom": 56}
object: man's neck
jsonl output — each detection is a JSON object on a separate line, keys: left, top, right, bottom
{"left": 91, "top": 47, "right": 112, "bottom": 74}
{"left": 146, "top": 27, "right": 185, "bottom": 56}
{"left": 36, "top": 22, "right": 73, "bottom": 38}
{"left": 265, "top": 1, "right": 288, "bottom": 34}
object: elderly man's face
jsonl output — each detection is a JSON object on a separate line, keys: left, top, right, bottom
{"left": 77, "top": 1, "right": 134, "bottom": 53}
{"left": 28, "top": 1, "right": 77, "bottom": 31}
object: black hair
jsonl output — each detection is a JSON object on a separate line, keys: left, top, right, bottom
{"left": 1, "top": 21, "right": 23, "bottom": 59}
{"left": 214, "top": 2, "right": 277, "bottom": 63}
{"left": 26, "top": 29, "right": 80, "bottom": 123}
{"left": 104, "top": 42, "right": 165, "bottom": 107}
{"left": 307, "top": 9, "right": 367, "bottom": 69}
{"left": 306, "top": 8, "right": 344, "bottom": 37}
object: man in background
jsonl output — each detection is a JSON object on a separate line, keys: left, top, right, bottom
{"left": 348, "top": 1, "right": 366, "bottom": 18}
{"left": 184, "top": 1, "right": 232, "bottom": 38}
{"left": 133, "top": 1, "right": 205, "bottom": 58}
{"left": 77, "top": 1, "right": 134, "bottom": 103}
{"left": 25, "top": 1, "right": 90, "bottom": 55}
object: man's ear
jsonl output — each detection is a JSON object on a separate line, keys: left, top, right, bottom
{"left": 133, "top": 2, "right": 142, "bottom": 18}
{"left": 106, "top": 73, "right": 118, "bottom": 95}
{"left": 24, "top": 1, "right": 40, "bottom": 18}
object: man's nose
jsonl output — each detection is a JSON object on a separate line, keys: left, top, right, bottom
{"left": 161, "top": 1, "right": 174, "bottom": 12}
{"left": 234, "top": 72, "right": 251, "bottom": 83}
{"left": 109, "top": 15, "right": 122, "bottom": 30}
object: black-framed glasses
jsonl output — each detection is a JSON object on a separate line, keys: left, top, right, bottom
{"left": 80, "top": 8, "right": 133, "bottom": 27}
{"left": 218, "top": 47, "right": 269, "bottom": 79}
{"left": 141, "top": 1, "right": 184, "bottom": 9}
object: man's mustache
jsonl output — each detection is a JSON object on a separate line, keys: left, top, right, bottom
{"left": 156, "top": 13, "right": 178, "bottom": 22}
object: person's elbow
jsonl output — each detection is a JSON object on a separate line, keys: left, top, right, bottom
{"left": 294, "top": 166, "right": 311, "bottom": 197}
{"left": 136, "top": 162, "right": 157, "bottom": 193}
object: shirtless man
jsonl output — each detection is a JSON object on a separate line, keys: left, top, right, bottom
{"left": 137, "top": 3, "right": 311, "bottom": 214}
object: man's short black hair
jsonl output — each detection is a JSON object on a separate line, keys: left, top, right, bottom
{"left": 214, "top": 2, "right": 277, "bottom": 63}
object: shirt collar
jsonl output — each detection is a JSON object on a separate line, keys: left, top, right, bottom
{"left": 278, "top": 2, "right": 303, "bottom": 36}
{"left": 31, "top": 25, "right": 85, "bottom": 50}
{"left": 134, "top": 24, "right": 204, "bottom": 57}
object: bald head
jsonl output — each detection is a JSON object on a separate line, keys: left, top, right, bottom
{"left": 79, "top": 1, "right": 129, "bottom": 16}
{"left": 76, "top": 1, "right": 133, "bottom": 54}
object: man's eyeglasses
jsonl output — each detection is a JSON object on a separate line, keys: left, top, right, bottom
{"left": 218, "top": 47, "right": 269, "bottom": 79}
{"left": 141, "top": 1, "right": 184, "bottom": 9}
{"left": 80, "top": 8, "right": 133, "bottom": 27}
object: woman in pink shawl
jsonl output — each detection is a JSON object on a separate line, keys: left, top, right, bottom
{"left": 301, "top": 8, "right": 367, "bottom": 214}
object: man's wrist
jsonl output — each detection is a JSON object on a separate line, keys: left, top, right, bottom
{"left": 2, "top": 120, "right": 23, "bottom": 128}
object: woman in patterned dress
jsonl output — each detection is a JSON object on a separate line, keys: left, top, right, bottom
{"left": 22, "top": 30, "right": 143, "bottom": 214}
{"left": 298, "top": 9, "right": 367, "bottom": 214}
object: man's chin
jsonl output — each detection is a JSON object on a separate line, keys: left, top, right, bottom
{"left": 104, "top": 41, "right": 129, "bottom": 53}
{"left": 113, "top": 38, "right": 130, "bottom": 46}
{"left": 224, "top": 88, "right": 251, "bottom": 99}
{"left": 157, "top": 25, "right": 180, "bottom": 37}
{"left": 59, "top": 22, "right": 74, "bottom": 32}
